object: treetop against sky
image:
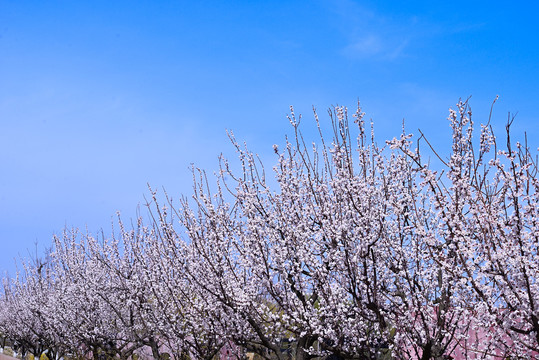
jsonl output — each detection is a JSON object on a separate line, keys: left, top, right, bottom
{"left": 1, "top": 0, "right": 539, "bottom": 274}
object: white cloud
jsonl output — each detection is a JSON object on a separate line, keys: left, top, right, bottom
{"left": 325, "top": 0, "right": 422, "bottom": 61}
{"left": 342, "top": 34, "right": 409, "bottom": 60}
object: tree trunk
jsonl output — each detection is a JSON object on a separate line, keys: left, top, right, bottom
{"left": 148, "top": 337, "right": 161, "bottom": 360}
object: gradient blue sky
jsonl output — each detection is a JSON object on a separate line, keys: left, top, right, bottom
{"left": 1, "top": 0, "right": 538, "bottom": 275}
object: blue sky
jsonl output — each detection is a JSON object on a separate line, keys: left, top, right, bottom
{"left": 1, "top": 0, "right": 538, "bottom": 275}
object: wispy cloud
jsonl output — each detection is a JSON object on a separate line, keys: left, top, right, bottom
{"left": 330, "top": 0, "right": 488, "bottom": 62}
{"left": 342, "top": 34, "right": 409, "bottom": 60}
{"left": 324, "top": 0, "right": 413, "bottom": 61}
{"left": 327, "top": 0, "right": 471, "bottom": 62}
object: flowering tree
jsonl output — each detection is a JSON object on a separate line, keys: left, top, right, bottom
{"left": 0, "top": 99, "right": 538, "bottom": 360}
{"left": 0, "top": 256, "right": 62, "bottom": 359}
{"left": 138, "top": 200, "right": 229, "bottom": 360}
{"left": 389, "top": 99, "right": 539, "bottom": 358}
{"left": 166, "top": 103, "right": 480, "bottom": 359}
{"left": 49, "top": 229, "right": 139, "bottom": 359}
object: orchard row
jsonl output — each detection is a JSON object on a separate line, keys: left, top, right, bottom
{"left": 1, "top": 102, "right": 538, "bottom": 359}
